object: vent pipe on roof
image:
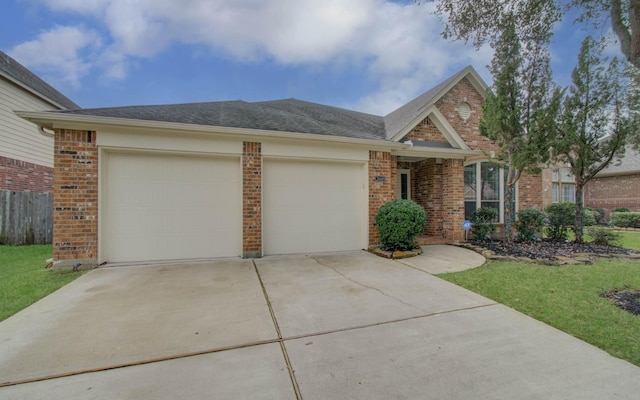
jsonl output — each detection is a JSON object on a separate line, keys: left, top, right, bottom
{"left": 38, "top": 125, "right": 55, "bottom": 138}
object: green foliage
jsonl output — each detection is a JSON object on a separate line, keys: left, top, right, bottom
{"left": 585, "top": 207, "right": 606, "bottom": 224}
{"left": 0, "top": 245, "right": 82, "bottom": 322}
{"left": 438, "top": 258, "right": 640, "bottom": 367}
{"left": 611, "top": 212, "right": 640, "bottom": 228}
{"left": 583, "top": 208, "right": 598, "bottom": 227}
{"left": 472, "top": 207, "right": 498, "bottom": 240}
{"left": 515, "top": 208, "right": 545, "bottom": 241}
{"left": 613, "top": 207, "right": 631, "bottom": 213}
{"left": 375, "top": 200, "right": 426, "bottom": 251}
{"left": 545, "top": 202, "right": 576, "bottom": 241}
{"left": 586, "top": 227, "right": 622, "bottom": 246}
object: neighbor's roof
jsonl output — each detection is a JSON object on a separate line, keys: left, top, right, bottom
{"left": 0, "top": 51, "right": 79, "bottom": 110}
{"left": 596, "top": 145, "right": 640, "bottom": 176}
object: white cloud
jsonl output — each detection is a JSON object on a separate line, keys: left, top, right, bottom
{"left": 22, "top": 0, "right": 491, "bottom": 113}
{"left": 9, "top": 25, "right": 101, "bottom": 88}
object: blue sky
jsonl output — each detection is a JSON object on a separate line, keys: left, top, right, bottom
{"left": 0, "top": 0, "right": 620, "bottom": 115}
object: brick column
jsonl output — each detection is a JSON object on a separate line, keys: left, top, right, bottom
{"left": 368, "top": 151, "right": 396, "bottom": 246}
{"left": 441, "top": 158, "right": 465, "bottom": 241}
{"left": 53, "top": 129, "right": 98, "bottom": 268}
{"left": 242, "top": 142, "right": 262, "bottom": 258}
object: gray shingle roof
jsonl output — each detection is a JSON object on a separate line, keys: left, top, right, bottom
{"left": 0, "top": 51, "right": 79, "bottom": 110}
{"left": 60, "top": 98, "right": 387, "bottom": 140}
{"left": 597, "top": 145, "right": 640, "bottom": 176}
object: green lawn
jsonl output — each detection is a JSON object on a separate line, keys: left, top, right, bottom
{"left": 0, "top": 245, "right": 82, "bottom": 322}
{"left": 439, "top": 257, "right": 640, "bottom": 366}
{"left": 617, "top": 231, "right": 640, "bottom": 251}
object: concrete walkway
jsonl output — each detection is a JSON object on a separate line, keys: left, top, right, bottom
{"left": 1, "top": 246, "right": 639, "bottom": 399}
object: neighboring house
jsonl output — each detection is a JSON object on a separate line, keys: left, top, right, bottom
{"left": 18, "top": 66, "right": 543, "bottom": 268}
{"left": 0, "top": 51, "right": 79, "bottom": 244}
{"left": 584, "top": 145, "right": 640, "bottom": 221}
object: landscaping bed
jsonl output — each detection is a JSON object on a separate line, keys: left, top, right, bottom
{"left": 461, "top": 239, "right": 640, "bottom": 264}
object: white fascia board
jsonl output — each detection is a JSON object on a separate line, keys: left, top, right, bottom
{"left": 392, "top": 146, "right": 482, "bottom": 160}
{"left": 15, "top": 110, "right": 408, "bottom": 151}
{"left": 389, "top": 106, "right": 470, "bottom": 151}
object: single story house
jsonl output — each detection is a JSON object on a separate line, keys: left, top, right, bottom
{"left": 18, "top": 66, "right": 543, "bottom": 268}
{"left": 0, "top": 51, "right": 78, "bottom": 244}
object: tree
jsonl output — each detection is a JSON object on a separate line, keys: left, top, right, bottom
{"left": 433, "top": 0, "right": 640, "bottom": 71}
{"left": 554, "top": 36, "right": 638, "bottom": 242}
{"left": 479, "top": 17, "right": 562, "bottom": 242}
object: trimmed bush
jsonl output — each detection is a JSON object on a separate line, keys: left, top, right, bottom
{"left": 472, "top": 207, "right": 497, "bottom": 240}
{"left": 515, "top": 208, "right": 545, "bottom": 241}
{"left": 545, "top": 202, "right": 576, "bottom": 241}
{"left": 586, "top": 226, "right": 622, "bottom": 246}
{"left": 583, "top": 209, "right": 597, "bottom": 227}
{"left": 611, "top": 212, "right": 640, "bottom": 228}
{"left": 589, "top": 208, "right": 606, "bottom": 225}
{"left": 375, "top": 199, "right": 426, "bottom": 251}
{"left": 613, "top": 207, "right": 631, "bottom": 213}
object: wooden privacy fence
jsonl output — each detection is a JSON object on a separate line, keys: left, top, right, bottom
{"left": 0, "top": 191, "right": 53, "bottom": 245}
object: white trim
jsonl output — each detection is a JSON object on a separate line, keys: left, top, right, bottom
{"left": 15, "top": 110, "right": 408, "bottom": 151}
{"left": 389, "top": 107, "right": 471, "bottom": 151}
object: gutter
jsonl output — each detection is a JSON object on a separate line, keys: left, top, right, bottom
{"left": 15, "top": 110, "right": 410, "bottom": 151}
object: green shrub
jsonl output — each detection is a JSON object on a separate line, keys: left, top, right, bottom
{"left": 583, "top": 209, "right": 597, "bottom": 227}
{"left": 589, "top": 208, "right": 606, "bottom": 225}
{"left": 545, "top": 202, "right": 576, "bottom": 241}
{"left": 611, "top": 212, "right": 640, "bottom": 228}
{"left": 515, "top": 208, "right": 545, "bottom": 241}
{"left": 472, "top": 207, "right": 498, "bottom": 240}
{"left": 375, "top": 199, "right": 426, "bottom": 251}
{"left": 613, "top": 207, "right": 631, "bottom": 213}
{"left": 586, "top": 226, "right": 621, "bottom": 246}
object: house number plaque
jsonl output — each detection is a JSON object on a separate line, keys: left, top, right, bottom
{"left": 374, "top": 176, "right": 386, "bottom": 182}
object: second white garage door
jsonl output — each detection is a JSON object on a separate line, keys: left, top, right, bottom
{"left": 102, "top": 152, "right": 241, "bottom": 263}
{"left": 263, "top": 159, "right": 366, "bottom": 255}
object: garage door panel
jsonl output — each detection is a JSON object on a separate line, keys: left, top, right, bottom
{"left": 103, "top": 152, "right": 241, "bottom": 263}
{"left": 264, "top": 159, "right": 365, "bottom": 255}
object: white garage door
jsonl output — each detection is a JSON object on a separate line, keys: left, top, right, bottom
{"left": 103, "top": 152, "right": 241, "bottom": 263}
{"left": 263, "top": 159, "right": 365, "bottom": 255}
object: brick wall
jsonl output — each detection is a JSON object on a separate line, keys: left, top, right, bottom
{"left": 242, "top": 142, "right": 262, "bottom": 257}
{"left": 0, "top": 155, "right": 53, "bottom": 193}
{"left": 585, "top": 174, "right": 640, "bottom": 220}
{"left": 53, "top": 129, "right": 98, "bottom": 264}
{"left": 518, "top": 171, "right": 543, "bottom": 210}
{"left": 368, "top": 151, "right": 396, "bottom": 246}
{"left": 403, "top": 117, "right": 449, "bottom": 143}
{"left": 441, "top": 159, "right": 465, "bottom": 240}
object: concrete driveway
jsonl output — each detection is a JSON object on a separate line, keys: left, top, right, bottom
{"left": 1, "top": 247, "right": 639, "bottom": 399}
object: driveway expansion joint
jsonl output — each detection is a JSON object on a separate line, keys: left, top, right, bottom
{"left": 309, "top": 256, "right": 426, "bottom": 313}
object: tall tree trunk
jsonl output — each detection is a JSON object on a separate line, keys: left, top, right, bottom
{"left": 574, "top": 181, "right": 585, "bottom": 243}
{"left": 504, "top": 183, "right": 516, "bottom": 243}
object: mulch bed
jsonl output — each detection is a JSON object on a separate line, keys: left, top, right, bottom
{"left": 468, "top": 239, "right": 639, "bottom": 261}
{"left": 601, "top": 288, "right": 640, "bottom": 316}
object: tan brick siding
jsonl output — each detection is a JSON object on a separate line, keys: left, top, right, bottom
{"left": 518, "top": 171, "right": 543, "bottom": 210}
{"left": 402, "top": 117, "right": 449, "bottom": 143}
{"left": 0, "top": 156, "right": 53, "bottom": 193}
{"left": 242, "top": 142, "right": 262, "bottom": 257}
{"left": 368, "top": 151, "right": 396, "bottom": 245}
{"left": 585, "top": 174, "right": 640, "bottom": 220}
{"left": 53, "top": 129, "right": 98, "bottom": 262}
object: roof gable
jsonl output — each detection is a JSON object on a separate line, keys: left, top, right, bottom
{"left": 383, "top": 65, "right": 487, "bottom": 141}
{"left": 0, "top": 51, "right": 79, "bottom": 110}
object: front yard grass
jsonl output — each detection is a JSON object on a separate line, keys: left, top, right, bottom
{"left": 438, "top": 258, "right": 640, "bottom": 367}
{"left": 0, "top": 245, "right": 82, "bottom": 322}
{"left": 616, "top": 231, "right": 640, "bottom": 251}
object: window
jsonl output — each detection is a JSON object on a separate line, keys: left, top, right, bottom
{"left": 552, "top": 168, "right": 575, "bottom": 203}
{"left": 397, "top": 170, "right": 411, "bottom": 200}
{"left": 464, "top": 161, "right": 514, "bottom": 222}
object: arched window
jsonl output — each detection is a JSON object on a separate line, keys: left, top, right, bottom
{"left": 464, "top": 161, "right": 515, "bottom": 223}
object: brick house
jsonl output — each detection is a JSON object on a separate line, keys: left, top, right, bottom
{"left": 584, "top": 145, "right": 640, "bottom": 221}
{"left": 18, "top": 66, "right": 543, "bottom": 267}
{"left": 0, "top": 51, "right": 78, "bottom": 244}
